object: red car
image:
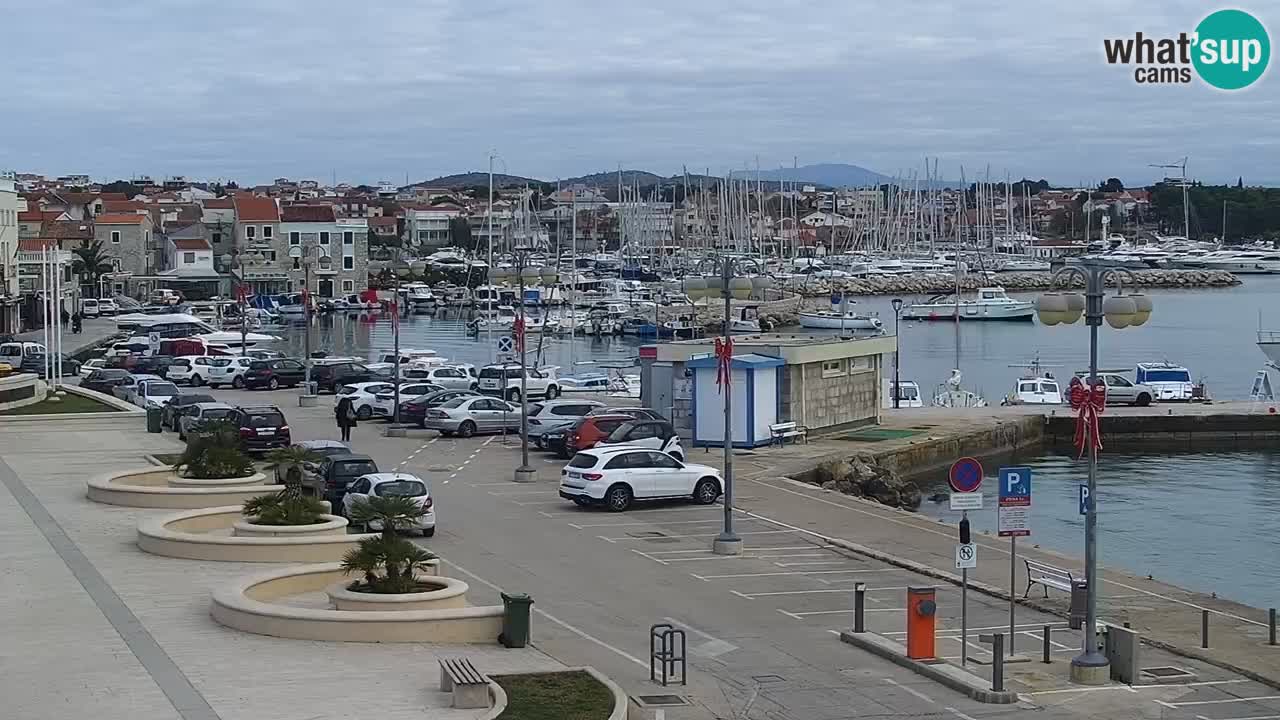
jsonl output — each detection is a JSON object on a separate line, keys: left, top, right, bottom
{"left": 557, "top": 414, "right": 635, "bottom": 459}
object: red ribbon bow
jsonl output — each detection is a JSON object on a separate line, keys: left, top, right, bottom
{"left": 1068, "top": 376, "right": 1106, "bottom": 458}
{"left": 715, "top": 337, "right": 734, "bottom": 393}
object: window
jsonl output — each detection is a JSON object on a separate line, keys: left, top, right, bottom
{"left": 319, "top": 231, "right": 330, "bottom": 245}
{"left": 292, "top": 258, "right": 300, "bottom": 270}
{"left": 245, "top": 226, "right": 256, "bottom": 239}
{"left": 342, "top": 279, "right": 354, "bottom": 292}
{"left": 821, "top": 359, "right": 847, "bottom": 378}
{"left": 646, "top": 452, "right": 682, "bottom": 469}
{"left": 342, "top": 256, "right": 353, "bottom": 270}
{"left": 262, "top": 226, "right": 273, "bottom": 239}
{"left": 212, "top": 232, "right": 222, "bottom": 244}
{"left": 343, "top": 231, "right": 353, "bottom": 244}
{"left": 289, "top": 232, "right": 300, "bottom": 246}
{"left": 182, "top": 252, "right": 195, "bottom": 264}
{"left": 263, "top": 250, "right": 276, "bottom": 262}
{"left": 111, "top": 230, "right": 120, "bottom": 243}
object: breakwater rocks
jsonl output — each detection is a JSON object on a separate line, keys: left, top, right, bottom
{"left": 809, "top": 455, "right": 923, "bottom": 511}
{"left": 781, "top": 269, "right": 1241, "bottom": 298}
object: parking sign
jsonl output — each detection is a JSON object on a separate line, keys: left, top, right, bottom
{"left": 997, "top": 466, "right": 1032, "bottom": 538}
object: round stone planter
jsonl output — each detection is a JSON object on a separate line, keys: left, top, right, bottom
{"left": 88, "top": 468, "right": 274, "bottom": 509}
{"left": 233, "top": 515, "right": 348, "bottom": 537}
{"left": 211, "top": 562, "right": 503, "bottom": 643}
{"left": 138, "top": 506, "right": 374, "bottom": 563}
{"left": 169, "top": 473, "right": 268, "bottom": 489}
{"left": 326, "top": 570, "right": 461, "bottom": 612}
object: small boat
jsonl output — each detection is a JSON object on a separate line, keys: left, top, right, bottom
{"left": 882, "top": 379, "right": 923, "bottom": 409}
{"left": 998, "top": 258, "right": 1051, "bottom": 272}
{"left": 901, "top": 287, "right": 1034, "bottom": 322}
{"left": 730, "top": 306, "right": 761, "bottom": 334}
{"left": 1002, "top": 356, "right": 1063, "bottom": 405}
{"left": 932, "top": 369, "right": 988, "bottom": 408}
{"left": 798, "top": 309, "right": 883, "bottom": 332}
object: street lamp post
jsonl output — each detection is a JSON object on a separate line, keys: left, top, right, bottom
{"left": 289, "top": 244, "right": 331, "bottom": 407}
{"left": 890, "top": 298, "right": 903, "bottom": 409}
{"left": 1036, "top": 258, "right": 1152, "bottom": 686}
{"left": 712, "top": 255, "right": 749, "bottom": 556}
{"left": 512, "top": 245, "right": 536, "bottom": 483}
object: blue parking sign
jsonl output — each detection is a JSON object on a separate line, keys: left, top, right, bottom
{"left": 1079, "top": 484, "right": 1092, "bottom": 515}
{"left": 998, "top": 467, "right": 1032, "bottom": 500}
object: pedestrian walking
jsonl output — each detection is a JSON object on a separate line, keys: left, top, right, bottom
{"left": 335, "top": 396, "right": 357, "bottom": 442}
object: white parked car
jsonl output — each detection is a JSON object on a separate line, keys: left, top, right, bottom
{"left": 206, "top": 356, "right": 254, "bottom": 388}
{"left": 1073, "top": 373, "right": 1155, "bottom": 407}
{"left": 372, "top": 382, "right": 441, "bottom": 418}
{"left": 341, "top": 473, "right": 436, "bottom": 537}
{"left": 422, "top": 395, "right": 520, "bottom": 437}
{"left": 177, "top": 402, "right": 237, "bottom": 440}
{"left": 79, "top": 357, "right": 108, "bottom": 377}
{"left": 134, "top": 379, "right": 181, "bottom": 408}
{"left": 166, "top": 356, "right": 219, "bottom": 386}
{"left": 113, "top": 373, "right": 163, "bottom": 403}
{"left": 595, "top": 419, "right": 685, "bottom": 461}
{"left": 404, "top": 365, "right": 477, "bottom": 391}
{"left": 336, "top": 381, "right": 398, "bottom": 420}
{"left": 559, "top": 446, "right": 723, "bottom": 512}
{"left": 97, "top": 298, "right": 119, "bottom": 316}
{"left": 477, "top": 363, "right": 561, "bottom": 401}
{"left": 80, "top": 298, "right": 100, "bottom": 318}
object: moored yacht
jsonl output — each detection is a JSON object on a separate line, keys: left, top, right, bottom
{"left": 901, "top": 287, "right": 1034, "bottom": 321}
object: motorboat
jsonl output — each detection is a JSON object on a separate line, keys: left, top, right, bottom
{"left": 998, "top": 258, "right": 1051, "bottom": 272}
{"left": 901, "top": 287, "right": 1034, "bottom": 322}
{"left": 730, "top": 306, "right": 761, "bottom": 334}
{"left": 1199, "top": 251, "right": 1280, "bottom": 274}
{"left": 1259, "top": 330, "right": 1280, "bottom": 367}
{"left": 332, "top": 293, "right": 381, "bottom": 312}
{"left": 113, "top": 312, "right": 279, "bottom": 346}
{"left": 1001, "top": 356, "right": 1063, "bottom": 405}
{"left": 798, "top": 309, "right": 883, "bottom": 332}
{"left": 1134, "top": 362, "right": 1197, "bottom": 402}
{"left": 931, "top": 369, "right": 988, "bottom": 408}
{"left": 881, "top": 379, "right": 923, "bottom": 409}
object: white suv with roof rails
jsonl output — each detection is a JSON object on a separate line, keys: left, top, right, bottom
{"left": 559, "top": 445, "right": 723, "bottom": 512}
{"left": 477, "top": 363, "right": 561, "bottom": 402}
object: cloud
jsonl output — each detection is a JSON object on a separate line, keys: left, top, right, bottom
{"left": 1, "top": 0, "right": 1273, "bottom": 185}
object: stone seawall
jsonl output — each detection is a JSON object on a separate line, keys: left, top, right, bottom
{"left": 780, "top": 268, "right": 1240, "bottom": 298}
{"left": 1045, "top": 410, "right": 1280, "bottom": 449}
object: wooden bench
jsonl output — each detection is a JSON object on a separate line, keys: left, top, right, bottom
{"left": 769, "top": 421, "right": 808, "bottom": 447}
{"left": 438, "top": 658, "right": 490, "bottom": 709}
{"left": 1024, "top": 559, "right": 1077, "bottom": 598}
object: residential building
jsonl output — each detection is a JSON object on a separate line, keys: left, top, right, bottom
{"left": 158, "top": 229, "right": 221, "bottom": 299}
{"left": 368, "top": 216, "right": 399, "bottom": 244}
{"left": 0, "top": 177, "right": 21, "bottom": 332}
{"left": 232, "top": 195, "right": 286, "bottom": 294}
{"left": 280, "top": 204, "right": 369, "bottom": 297}
{"left": 201, "top": 197, "right": 236, "bottom": 258}
{"left": 93, "top": 214, "right": 157, "bottom": 296}
{"left": 405, "top": 208, "right": 461, "bottom": 249}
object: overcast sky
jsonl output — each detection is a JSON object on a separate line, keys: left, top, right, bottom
{"left": 2, "top": 0, "right": 1275, "bottom": 187}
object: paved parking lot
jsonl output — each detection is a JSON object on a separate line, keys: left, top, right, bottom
{"left": 138, "top": 382, "right": 1280, "bottom": 720}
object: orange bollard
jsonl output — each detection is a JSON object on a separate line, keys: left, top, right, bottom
{"left": 906, "top": 587, "right": 937, "bottom": 660}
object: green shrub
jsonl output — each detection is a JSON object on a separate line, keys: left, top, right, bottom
{"left": 174, "top": 419, "right": 254, "bottom": 479}
{"left": 341, "top": 496, "right": 436, "bottom": 594}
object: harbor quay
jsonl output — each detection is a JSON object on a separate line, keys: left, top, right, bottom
{"left": 5, "top": 384, "right": 1280, "bottom": 719}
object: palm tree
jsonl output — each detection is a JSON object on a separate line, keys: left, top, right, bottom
{"left": 340, "top": 496, "right": 437, "bottom": 594}
{"left": 242, "top": 490, "right": 327, "bottom": 526}
{"left": 71, "top": 240, "right": 115, "bottom": 298}
{"left": 263, "top": 445, "right": 324, "bottom": 494}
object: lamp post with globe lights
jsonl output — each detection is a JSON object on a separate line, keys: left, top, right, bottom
{"left": 1036, "top": 258, "right": 1152, "bottom": 685}
{"left": 890, "top": 298, "right": 903, "bottom": 409}
{"left": 288, "top": 243, "right": 332, "bottom": 406}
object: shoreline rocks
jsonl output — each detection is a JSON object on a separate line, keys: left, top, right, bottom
{"left": 810, "top": 455, "right": 923, "bottom": 511}
{"left": 780, "top": 269, "right": 1240, "bottom": 298}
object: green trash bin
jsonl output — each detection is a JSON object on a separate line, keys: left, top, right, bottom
{"left": 499, "top": 592, "right": 533, "bottom": 648}
{"left": 146, "top": 406, "right": 163, "bottom": 433}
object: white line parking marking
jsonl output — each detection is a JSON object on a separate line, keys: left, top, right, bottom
{"left": 567, "top": 519, "right": 729, "bottom": 528}
{"left": 646, "top": 545, "right": 818, "bottom": 555}
{"left": 1192, "top": 716, "right": 1280, "bottom": 720}
{"left": 884, "top": 677, "right": 934, "bottom": 704}
{"left": 1021, "top": 679, "right": 1248, "bottom": 696}
{"left": 885, "top": 622, "right": 1067, "bottom": 636}
{"left": 739, "top": 588, "right": 873, "bottom": 597}
{"left": 946, "top": 707, "right": 979, "bottom": 720}
{"left": 774, "top": 560, "right": 857, "bottom": 567}
{"left": 661, "top": 553, "right": 828, "bottom": 564}
{"left": 599, "top": 530, "right": 795, "bottom": 542}
{"left": 783, "top": 608, "right": 906, "bottom": 617}
{"left": 630, "top": 549, "right": 669, "bottom": 565}
{"left": 1164, "top": 697, "right": 1280, "bottom": 708}
{"left": 693, "top": 569, "right": 887, "bottom": 580}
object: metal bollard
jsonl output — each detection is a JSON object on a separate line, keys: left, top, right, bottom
{"left": 1202, "top": 609, "right": 1210, "bottom": 648}
{"left": 1042, "top": 625, "right": 1052, "bottom": 664}
{"left": 1270, "top": 609, "right": 1276, "bottom": 646}
{"left": 854, "top": 583, "right": 866, "bottom": 634}
{"left": 991, "top": 633, "right": 1005, "bottom": 692}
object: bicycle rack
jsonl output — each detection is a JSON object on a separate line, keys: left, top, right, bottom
{"left": 649, "top": 623, "right": 687, "bottom": 687}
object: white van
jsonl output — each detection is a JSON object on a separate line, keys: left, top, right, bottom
{"left": 81, "top": 298, "right": 100, "bottom": 318}
{"left": 0, "top": 342, "right": 46, "bottom": 362}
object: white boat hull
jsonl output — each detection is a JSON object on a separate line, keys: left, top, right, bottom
{"left": 798, "top": 312, "right": 883, "bottom": 331}
{"left": 1259, "top": 331, "right": 1280, "bottom": 366}
{"left": 902, "top": 302, "right": 1034, "bottom": 321}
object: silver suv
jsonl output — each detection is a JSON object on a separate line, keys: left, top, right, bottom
{"left": 477, "top": 363, "right": 561, "bottom": 402}
{"left": 528, "top": 399, "right": 606, "bottom": 448}
{"left": 1074, "top": 373, "right": 1155, "bottom": 406}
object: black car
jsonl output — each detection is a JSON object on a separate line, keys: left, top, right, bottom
{"left": 133, "top": 354, "right": 176, "bottom": 377}
{"left": 398, "top": 389, "right": 481, "bottom": 427}
{"left": 242, "top": 359, "right": 307, "bottom": 390}
{"left": 21, "top": 353, "right": 81, "bottom": 378}
{"left": 311, "top": 362, "right": 375, "bottom": 393}
{"left": 162, "top": 392, "right": 216, "bottom": 429}
{"left": 81, "top": 368, "right": 132, "bottom": 395}
{"left": 232, "top": 405, "right": 291, "bottom": 452}
{"left": 308, "top": 453, "right": 379, "bottom": 506}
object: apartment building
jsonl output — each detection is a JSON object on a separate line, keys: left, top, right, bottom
{"left": 280, "top": 205, "right": 368, "bottom": 298}
{"left": 405, "top": 208, "right": 461, "bottom": 249}
{"left": 0, "top": 177, "right": 21, "bottom": 332}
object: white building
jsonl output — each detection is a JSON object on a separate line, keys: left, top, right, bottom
{"left": 0, "top": 176, "right": 21, "bottom": 332}
{"left": 405, "top": 208, "right": 462, "bottom": 249}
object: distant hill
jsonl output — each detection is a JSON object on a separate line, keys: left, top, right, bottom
{"left": 410, "top": 172, "right": 542, "bottom": 189}
{"left": 561, "top": 170, "right": 664, "bottom": 188}
{"left": 756, "top": 163, "right": 892, "bottom": 187}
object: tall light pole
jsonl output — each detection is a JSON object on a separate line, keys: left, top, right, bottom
{"left": 712, "top": 255, "right": 750, "bottom": 556}
{"left": 512, "top": 243, "right": 536, "bottom": 483}
{"left": 1036, "top": 258, "right": 1153, "bottom": 685}
{"left": 221, "top": 250, "right": 253, "bottom": 354}
{"left": 890, "top": 298, "right": 903, "bottom": 409}
{"left": 290, "top": 243, "right": 331, "bottom": 407}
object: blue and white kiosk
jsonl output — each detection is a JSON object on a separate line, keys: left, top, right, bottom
{"left": 687, "top": 353, "right": 784, "bottom": 449}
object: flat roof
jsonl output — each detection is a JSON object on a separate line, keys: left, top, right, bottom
{"left": 646, "top": 333, "right": 896, "bottom": 366}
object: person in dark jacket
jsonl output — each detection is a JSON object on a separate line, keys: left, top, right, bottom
{"left": 335, "top": 396, "right": 357, "bottom": 442}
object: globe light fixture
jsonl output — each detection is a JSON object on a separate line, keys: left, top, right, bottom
{"left": 1103, "top": 295, "right": 1137, "bottom": 329}
{"left": 1035, "top": 292, "right": 1067, "bottom": 325}
{"left": 1130, "top": 294, "right": 1153, "bottom": 326}
{"left": 1063, "top": 292, "right": 1086, "bottom": 324}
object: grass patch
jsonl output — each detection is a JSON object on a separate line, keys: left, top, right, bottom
{"left": 493, "top": 671, "right": 614, "bottom": 720}
{"left": 0, "top": 392, "right": 122, "bottom": 416}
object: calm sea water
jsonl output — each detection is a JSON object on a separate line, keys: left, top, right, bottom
{"left": 916, "top": 448, "right": 1280, "bottom": 608}
{"left": 798, "top": 275, "right": 1280, "bottom": 401}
